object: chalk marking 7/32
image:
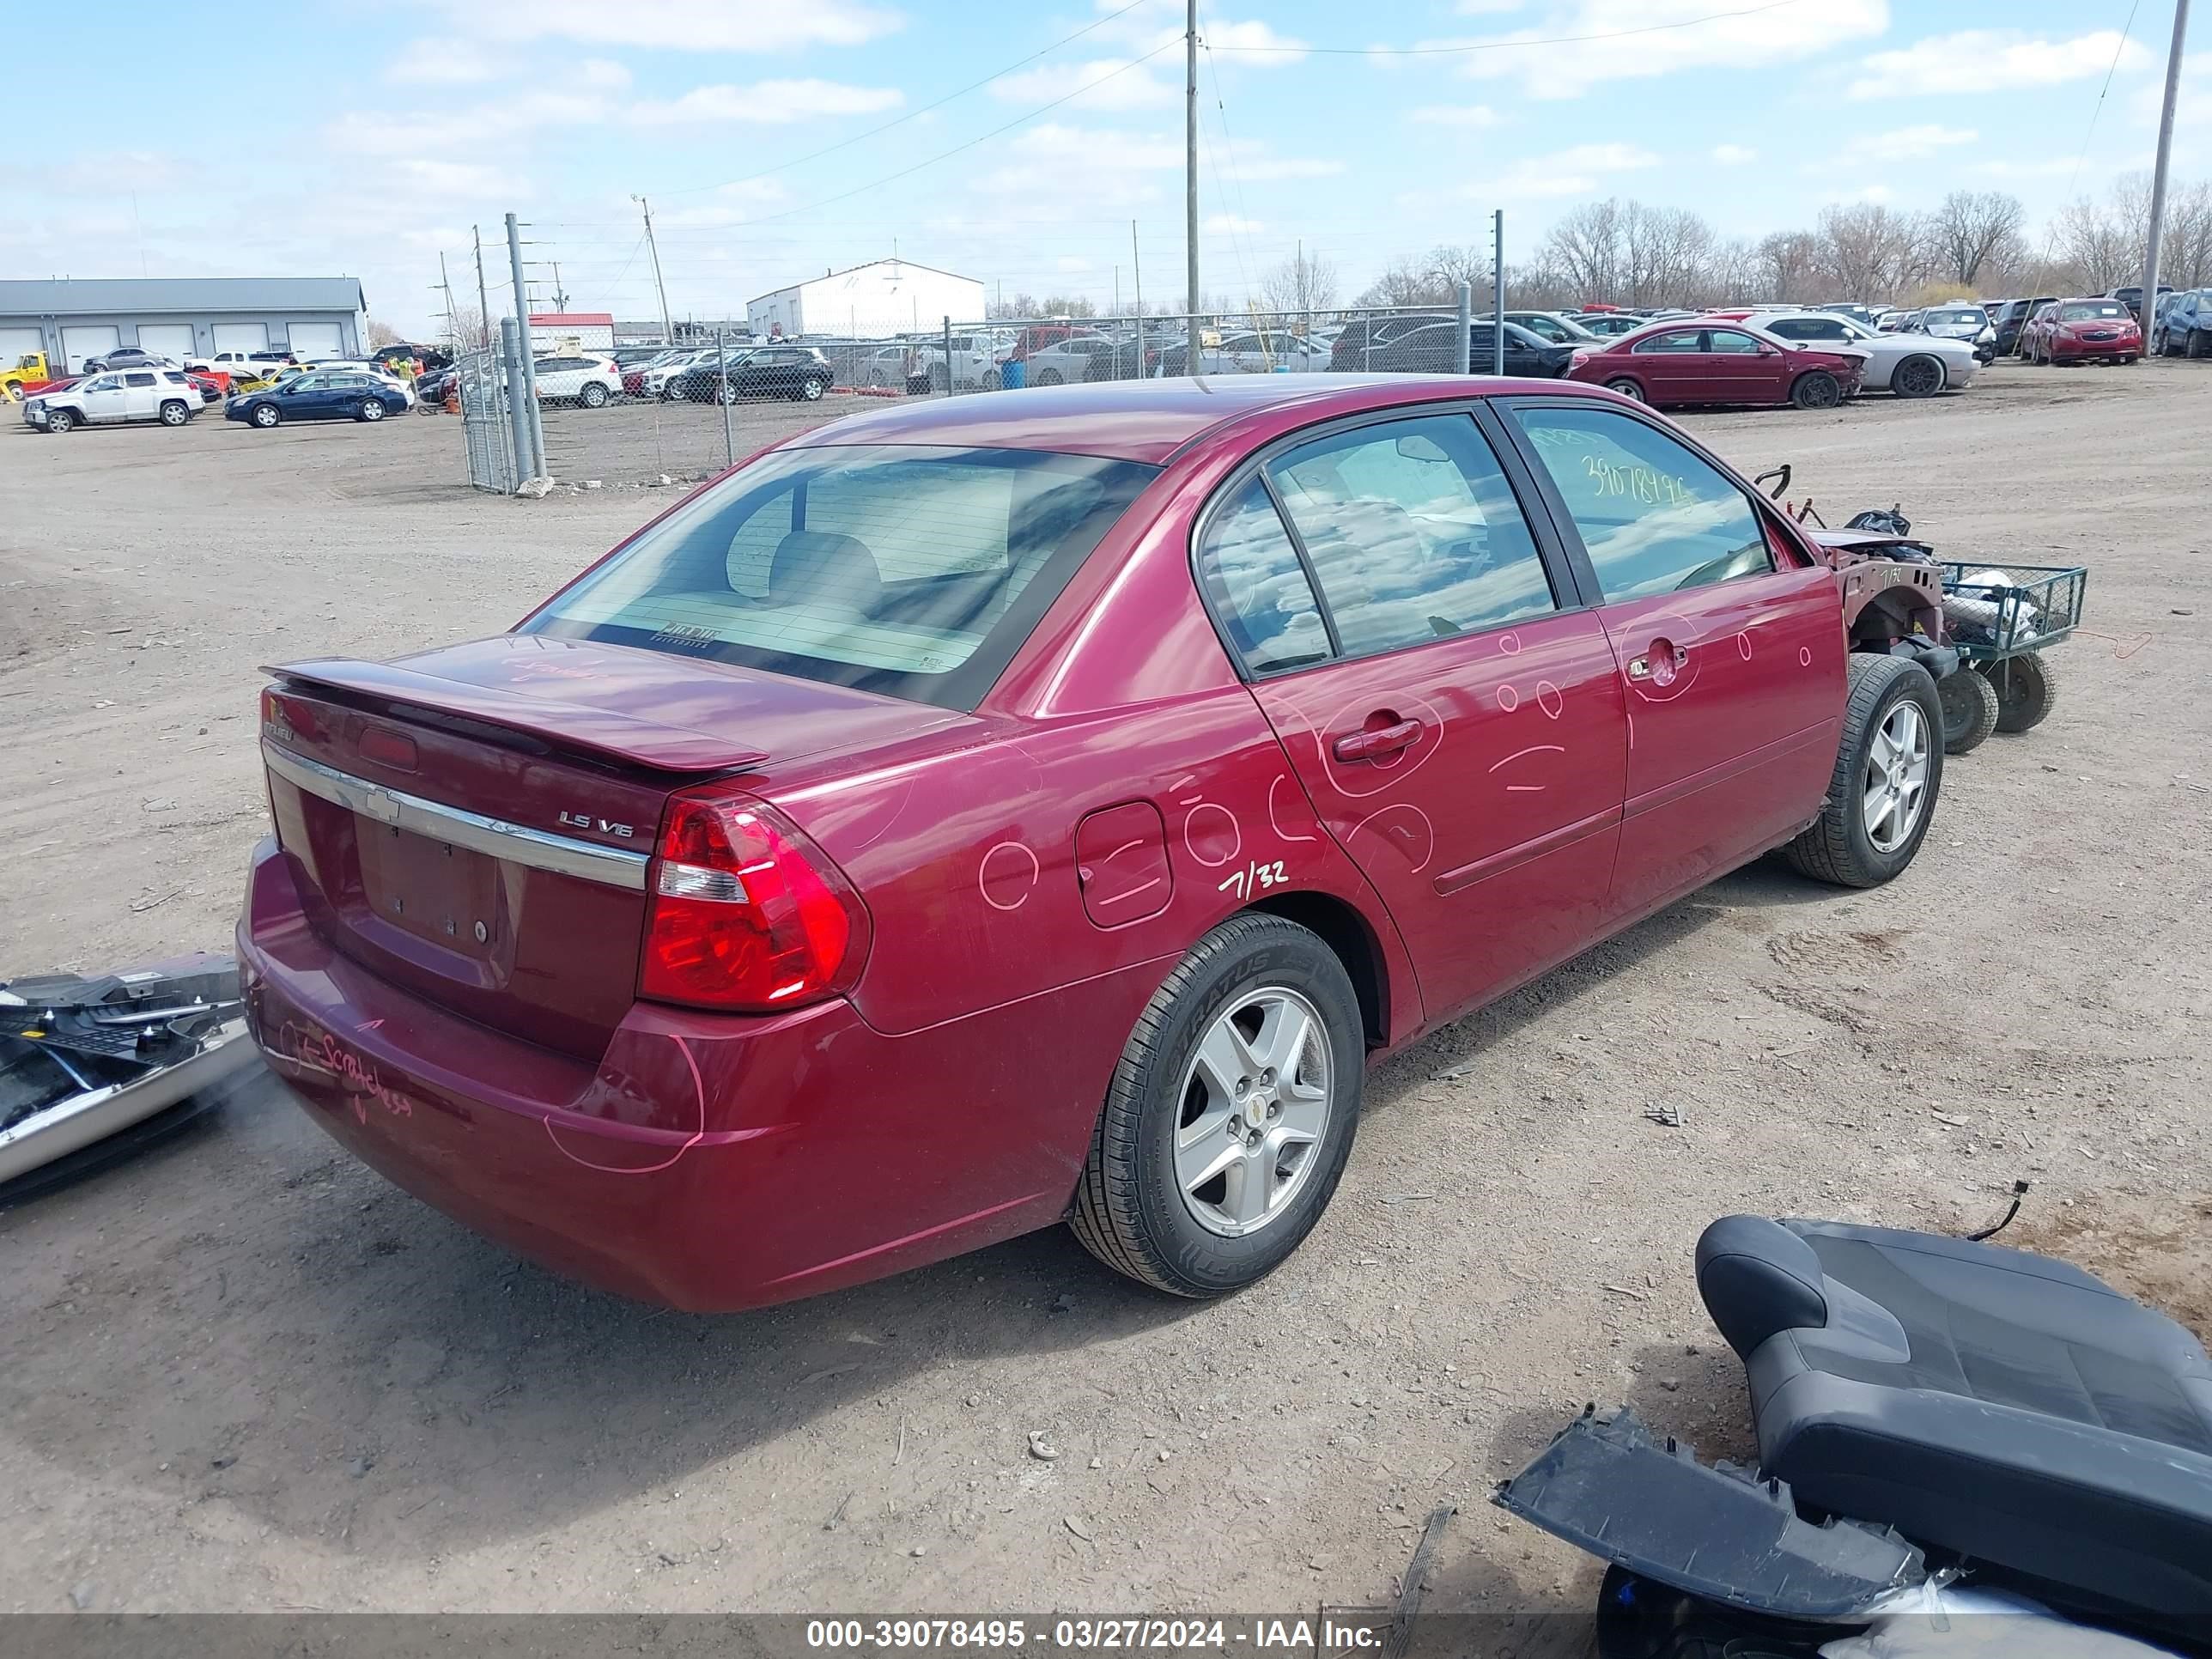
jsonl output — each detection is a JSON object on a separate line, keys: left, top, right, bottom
{"left": 1217, "top": 859, "right": 1288, "bottom": 900}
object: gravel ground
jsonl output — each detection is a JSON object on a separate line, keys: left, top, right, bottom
{"left": 2, "top": 363, "right": 2208, "bottom": 1630}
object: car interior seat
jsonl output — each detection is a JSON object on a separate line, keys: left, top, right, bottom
{"left": 1695, "top": 1214, "right": 2212, "bottom": 1644}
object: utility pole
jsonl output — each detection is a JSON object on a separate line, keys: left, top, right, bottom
{"left": 506, "top": 212, "right": 545, "bottom": 481}
{"left": 472, "top": 225, "right": 491, "bottom": 349}
{"left": 551, "top": 260, "right": 569, "bottom": 313}
{"left": 1132, "top": 219, "right": 1143, "bottom": 313}
{"left": 633, "top": 194, "right": 673, "bottom": 345}
{"left": 436, "top": 252, "right": 459, "bottom": 350}
{"left": 2141, "top": 0, "right": 2192, "bottom": 353}
{"left": 1492, "top": 210, "right": 1507, "bottom": 376}
{"left": 1185, "top": 0, "right": 1200, "bottom": 316}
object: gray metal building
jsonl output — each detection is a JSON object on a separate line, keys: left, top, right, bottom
{"left": 0, "top": 277, "right": 368, "bottom": 374}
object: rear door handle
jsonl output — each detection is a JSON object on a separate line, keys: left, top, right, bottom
{"left": 1333, "top": 719, "right": 1424, "bottom": 763}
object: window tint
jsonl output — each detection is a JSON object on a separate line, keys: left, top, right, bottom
{"left": 1266, "top": 415, "right": 1555, "bottom": 658}
{"left": 125, "top": 372, "right": 156, "bottom": 386}
{"left": 522, "top": 444, "right": 1157, "bottom": 708}
{"left": 1510, "top": 406, "right": 1774, "bottom": 601}
{"left": 1195, "top": 478, "right": 1329, "bottom": 675}
{"left": 1634, "top": 330, "right": 1703, "bottom": 354}
{"left": 1705, "top": 330, "right": 1764, "bottom": 356}
{"left": 2059, "top": 301, "right": 2127, "bottom": 320}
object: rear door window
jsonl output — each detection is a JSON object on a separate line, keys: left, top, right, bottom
{"left": 521, "top": 444, "right": 1158, "bottom": 709}
{"left": 1264, "top": 415, "right": 1557, "bottom": 658}
{"left": 1509, "top": 405, "right": 1773, "bottom": 599}
{"left": 1195, "top": 479, "right": 1330, "bottom": 675}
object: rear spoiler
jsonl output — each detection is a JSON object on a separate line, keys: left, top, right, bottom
{"left": 264, "top": 657, "right": 769, "bottom": 774}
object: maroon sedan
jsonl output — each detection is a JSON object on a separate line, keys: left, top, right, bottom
{"left": 240, "top": 374, "right": 1944, "bottom": 1310}
{"left": 1566, "top": 319, "right": 1866, "bottom": 410}
{"left": 2020, "top": 298, "right": 2142, "bottom": 365}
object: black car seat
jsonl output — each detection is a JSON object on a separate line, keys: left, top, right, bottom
{"left": 1696, "top": 1215, "right": 2212, "bottom": 1644}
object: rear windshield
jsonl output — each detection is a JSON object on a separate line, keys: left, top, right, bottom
{"left": 2059, "top": 301, "right": 2128, "bottom": 320}
{"left": 1924, "top": 307, "right": 1985, "bottom": 325}
{"left": 520, "top": 443, "right": 1158, "bottom": 709}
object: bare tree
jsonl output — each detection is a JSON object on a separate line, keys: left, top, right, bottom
{"left": 1754, "top": 230, "right": 1824, "bottom": 301}
{"left": 444, "top": 303, "right": 488, "bottom": 350}
{"left": 2162, "top": 179, "right": 2212, "bottom": 289}
{"left": 2054, "top": 173, "right": 2154, "bottom": 292}
{"left": 1261, "top": 247, "right": 1340, "bottom": 316}
{"left": 366, "top": 317, "right": 403, "bottom": 349}
{"left": 1816, "top": 204, "right": 1929, "bottom": 301}
{"left": 1356, "top": 254, "right": 1452, "bottom": 308}
{"left": 1929, "top": 191, "right": 2027, "bottom": 288}
{"left": 1540, "top": 199, "right": 1626, "bottom": 301}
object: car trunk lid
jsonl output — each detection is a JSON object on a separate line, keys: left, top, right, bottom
{"left": 260, "top": 635, "right": 969, "bottom": 1058}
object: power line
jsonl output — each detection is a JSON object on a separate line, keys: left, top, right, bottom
{"left": 2063, "top": 0, "right": 2146, "bottom": 204}
{"left": 659, "top": 0, "right": 1154, "bottom": 197}
{"left": 1206, "top": 0, "right": 1810, "bottom": 55}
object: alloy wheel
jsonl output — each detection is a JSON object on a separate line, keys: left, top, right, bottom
{"left": 1172, "top": 988, "right": 1334, "bottom": 1238}
{"left": 1862, "top": 700, "right": 1930, "bottom": 854}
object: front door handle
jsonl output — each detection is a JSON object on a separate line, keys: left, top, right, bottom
{"left": 1333, "top": 719, "right": 1424, "bottom": 763}
{"left": 1627, "top": 641, "right": 1690, "bottom": 681}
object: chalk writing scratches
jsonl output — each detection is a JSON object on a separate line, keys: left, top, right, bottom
{"left": 979, "top": 841, "right": 1041, "bottom": 911}
{"left": 1348, "top": 803, "right": 1435, "bottom": 874}
{"left": 1095, "top": 876, "right": 1166, "bottom": 908}
{"left": 547, "top": 1032, "right": 708, "bottom": 1176}
{"left": 1489, "top": 744, "right": 1566, "bottom": 772}
{"left": 270, "top": 1019, "right": 419, "bottom": 1125}
{"left": 1182, "top": 801, "right": 1241, "bottom": 868}
{"left": 1799, "top": 646, "right": 1813, "bottom": 666}
{"left": 1535, "top": 680, "right": 1563, "bottom": 720}
{"left": 1267, "top": 774, "right": 1321, "bottom": 844}
{"left": 1738, "top": 632, "right": 1753, "bottom": 660}
{"left": 1215, "top": 860, "right": 1287, "bottom": 900}
{"left": 1498, "top": 632, "right": 1522, "bottom": 656}
{"left": 1497, "top": 685, "right": 1521, "bottom": 713}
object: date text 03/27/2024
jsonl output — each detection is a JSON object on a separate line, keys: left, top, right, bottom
{"left": 804, "top": 1619, "right": 1385, "bottom": 1650}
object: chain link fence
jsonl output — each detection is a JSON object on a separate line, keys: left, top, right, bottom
{"left": 456, "top": 301, "right": 1565, "bottom": 492}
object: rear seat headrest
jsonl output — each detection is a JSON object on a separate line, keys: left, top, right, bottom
{"left": 1696, "top": 1215, "right": 1832, "bottom": 1359}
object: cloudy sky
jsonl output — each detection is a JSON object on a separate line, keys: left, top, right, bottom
{"left": 13, "top": 1, "right": 2204, "bottom": 333}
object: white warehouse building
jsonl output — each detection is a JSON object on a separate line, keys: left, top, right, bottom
{"left": 746, "top": 259, "right": 984, "bottom": 340}
{"left": 0, "top": 276, "right": 367, "bottom": 374}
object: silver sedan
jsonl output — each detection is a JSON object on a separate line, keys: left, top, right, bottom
{"left": 1751, "top": 311, "right": 1978, "bottom": 397}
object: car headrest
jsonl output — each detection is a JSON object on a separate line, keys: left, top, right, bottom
{"left": 1696, "top": 1215, "right": 1831, "bottom": 1360}
{"left": 762, "top": 531, "right": 882, "bottom": 615}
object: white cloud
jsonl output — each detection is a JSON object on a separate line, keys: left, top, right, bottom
{"left": 1468, "top": 141, "right": 1661, "bottom": 200}
{"left": 1455, "top": 0, "right": 1527, "bottom": 13}
{"left": 325, "top": 91, "right": 602, "bottom": 156}
{"left": 1711, "top": 143, "right": 1756, "bottom": 164}
{"left": 1833, "top": 183, "right": 1897, "bottom": 205}
{"left": 629, "top": 80, "right": 903, "bottom": 125}
{"left": 1848, "top": 31, "right": 2147, "bottom": 100}
{"left": 1409, "top": 104, "right": 1505, "bottom": 127}
{"left": 579, "top": 58, "right": 633, "bottom": 91}
{"left": 1201, "top": 19, "right": 1308, "bottom": 61}
{"left": 1967, "top": 156, "right": 2092, "bottom": 180}
{"left": 431, "top": 0, "right": 902, "bottom": 50}
{"left": 386, "top": 36, "right": 502, "bottom": 84}
{"left": 1204, "top": 212, "right": 1264, "bottom": 234}
{"left": 653, "top": 180, "right": 788, "bottom": 228}
{"left": 1224, "top": 140, "right": 1345, "bottom": 182}
{"left": 1840, "top": 124, "right": 1978, "bottom": 163}
{"left": 1444, "top": 0, "right": 1887, "bottom": 99}
{"left": 989, "top": 57, "right": 1176, "bottom": 112}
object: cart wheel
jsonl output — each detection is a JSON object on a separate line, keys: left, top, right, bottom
{"left": 1989, "top": 651, "right": 2058, "bottom": 734}
{"left": 1937, "top": 667, "right": 2000, "bottom": 755}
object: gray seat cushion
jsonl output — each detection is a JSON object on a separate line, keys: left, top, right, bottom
{"left": 1696, "top": 1215, "right": 2212, "bottom": 1644}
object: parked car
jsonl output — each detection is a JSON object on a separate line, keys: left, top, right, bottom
{"left": 1369, "top": 319, "right": 1576, "bottom": 378}
{"left": 1991, "top": 295, "right": 2056, "bottom": 357}
{"left": 1707, "top": 309, "right": 1976, "bottom": 398}
{"left": 1024, "top": 331, "right": 1124, "bottom": 385}
{"left": 635, "top": 349, "right": 710, "bottom": 398}
{"left": 1812, "top": 303, "right": 1881, "bottom": 329}
{"left": 1499, "top": 311, "right": 1604, "bottom": 346}
{"left": 2154, "top": 288, "right": 2212, "bottom": 357}
{"left": 663, "top": 344, "right": 834, "bottom": 404}
{"left": 240, "top": 374, "right": 1950, "bottom": 1311}
{"left": 1903, "top": 305, "right": 1989, "bottom": 346}
{"left": 532, "top": 353, "right": 622, "bottom": 408}
{"left": 225, "top": 369, "right": 410, "bottom": 427}
{"left": 910, "top": 331, "right": 1008, "bottom": 392}
{"left": 1566, "top": 319, "right": 1866, "bottom": 408}
{"left": 21, "top": 368, "right": 199, "bottom": 432}
{"left": 1158, "top": 330, "right": 1332, "bottom": 378}
{"left": 2019, "top": 298, "right": 2142, "bottom": 365}
{"left": 2107, "top": 283, "right": 2173, "bottom": 324}
{"left": 82, "top": 346, "right": 177, "bottom": 373}
{"left": 1328, "top": 313, "right": 1451, "bottom": 369}
{"left": 1568, "top": 312, "right": 1646, "bottom": 338}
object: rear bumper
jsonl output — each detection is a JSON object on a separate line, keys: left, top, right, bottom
{"left": 237, "top": 836, "right": 1158, "bottom": 1311}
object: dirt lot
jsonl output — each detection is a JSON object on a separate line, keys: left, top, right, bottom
{"left": 3, "top": 365, "right": 2209, "bottom": 1629}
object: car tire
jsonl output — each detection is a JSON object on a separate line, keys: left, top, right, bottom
{"left": 46, "top": 408, "right": 75, "bottom": 434}
{"left": 1602, "top": 376, "right": 1645, "bottom": 402}
{"left": 2189, "top": 329, "right": 2207, "bottom": 360}
{"left": 1988, "top": 650, "right": 2057, "bottom": 734}
{"left": 797, "top": 376, "right": 826, "bottom": 402}
{"left": 580, "top": 381, "right": 608, "bottom": 408}
{"left": 1784, "top": 653, "right": 1943, "bottom": 889}
{"left": 1036, "top": 368, "right": 1064, "bottom": 386}
{"left": 1936, "top": 667, "right": 2000, "bottom": 756}
{"left": 1070, "top": 913, "right": 1364, "bottom": 1299}
{"left": 159, "top": 399, "right": 191, "bottom": 426}
{"left": 982, "top": 368, "right": 1002, "bottom": 391}
{"left": 1890, "top": 355, "right": 1943, "bottom": 399}
{"left": 1790, "top": 370, "right": 1843, "bottom": 410}
{"left": 252, "top": 404, "right": 281, "bottom": 428}
{"left": 718, "top": 382, "right": 741, "bottom": 405}
{"left": 357, "top": 398, "right": 385, "bottom": 422}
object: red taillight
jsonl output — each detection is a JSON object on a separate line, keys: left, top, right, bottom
{"left": 639, "top": 790, "right": 869, "bottom": 1012}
